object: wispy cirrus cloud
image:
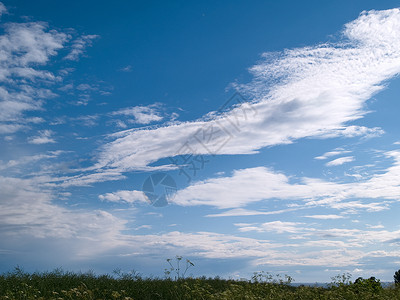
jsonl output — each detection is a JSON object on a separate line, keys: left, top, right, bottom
{"left": 111, "top": 103, "right": 164, "bottom": 125}
{"left": 0, "top": 151, "right": 64, "bottom": 172}
{"left": 325, "top": 156, "right": 355, "bottom": 166}
{"left": 304, "top": 214, "right": 345, "bottom": 220}
{"left": 234, "top": 222, "right": 400, "bottom": 248}
{"left": 61, "top": 103, "right": 168, "bottom": 132}
{"left": 28, "top": 130, "right": 56, "bottom": 144}
{"left": 91, "top": 9, "right": 399, "bottom": 174}
{"left": 236, "top": 221, "right": 304, "bottom": 234}
{"left": 205, "top": 207, "right": 300, "bottom": 218}
{"left": 315, "top": 148, "right": 352, "bottom": 160}
{"left": 0, "top": 22, "right": 67, "bottom": 134}
{"left": 64, "top": 34, "right": 99, "bottom": 61}
{"left": 0, "top": 8, "right": 100, "bottom": 135}
{"left": 99, "top": 190, "right": 146, "bottom": 204}
{"left": 119, "top": 65, "right": 132, "bottom": 72}
{"left": 0, "top": 2, "right": 7, "bottom": 17}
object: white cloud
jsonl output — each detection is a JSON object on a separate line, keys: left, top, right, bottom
{"left": 234, "top": 221, "right": 400, "bottom": 251}
{"left": 94, "top": 9, "right": 400, "bottom": 173}
{"left": 111, "top": 103, "right": 164, "bottom": 124}
{"left": 64, "top": 35, "right": 98, "bottom": 61}
{"left": 28, "top": 130, "right": 56, "bottom": 144}
{"left": 0, "top": 2, "right": 7, "bottom": 17}
{"left": 76, "top": 83, "right": 98, "bottom": 91}
{"left": 0, "top": 176, "right": 126, "bottom": 240}
{"left": 315, "top": 148, "right": 352, "bottom": 160}
{"left": 99, "top": 190, "right": 146, "bottom": 204}
{"left": 56, "top": 170, "right": 126, "bottom": 188}
{"left": 26, "top": 117, "right": 45, "bottom": 124}
{"left": 1, "top": 172, "right": 397, "bottom": 269}
{"left": 0, "top": 151, "right": 63, "bottom": 171}
{"left": 72, "top": 114, "right": 99, "bottom": 127}
{"left": 0, "top": 22, "right": 67, "bottom": 69}
{"left": 0, "top": 22, "right": 67, "bottom": 126}
{"left": 120, "top": 65, "right": 132, "bottom": 72}
{"left": 172, "top": 167, "right": 317, "bottom": 209}
{"left": 0, "top": 175, "right": 139, "bottom": 268}
{"left": 119, "top": 231, "right": 280, "bottom": 260}
{"left": 97, "top": 150, "right": 400, "bottom": 214}
{"left": 0, "top": 20, "right": 100, "bottom": 126}
{"left": 0, "top": 123, "right": 26, "bottom": 134}
{"left": 304, "top": 215, "right": 345, "bottom": 220}
{"left": 205, "top": 207, "right": 300, "bottom": 217}
{"left": 113, "top": 228, "right": 400, "bottom": 268}
{"left": 236, "top": 221, "right": 304, "bottom": 234}
{"left": 366, "top": 224, "right": 385, "bottom": 229}
{"left": 253, "top": 249, "right": 364, "bottom": 267}
{"left": 0, "top": 20, "right": 98, "bottom": 134}
{"left": 312, "top": 125, "right": 384, "bottom": 139}
{"left": 171, "top": 150, "right": 400, "bottom": 211}
{"left": 0, "top": 171, "right": 398, "bottom": 273}
{"left": 325, "top": 156, "right": 355, "bottom": 166}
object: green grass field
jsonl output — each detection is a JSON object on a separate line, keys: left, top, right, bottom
{"left": 1, "top": 268, "right": 400, "bottom": 300}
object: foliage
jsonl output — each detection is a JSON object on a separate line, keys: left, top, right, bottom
{"left": 1, "top": 268, "right": 400, "bottom": 299}
{"left": 330, "top": 272, "right": 352, "bottom": 286}
{"left": 164, "top": 255, "right": 194, "bottom": 280}
{"left": 394, "top": 269, "right": 400, "bottom": 285}
{"left": 353, "top": 276, "right": 383, "bottom": 293}
{"left": 251, "top": 271, "right": 293, "bottom": 285}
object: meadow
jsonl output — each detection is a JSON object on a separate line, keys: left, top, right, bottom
{"left": 1, "top": 267, "right": 400, "bottom": 300}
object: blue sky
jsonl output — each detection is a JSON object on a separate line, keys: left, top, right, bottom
{"left": 1, "top": 0, "right": 400, "bottom": 282}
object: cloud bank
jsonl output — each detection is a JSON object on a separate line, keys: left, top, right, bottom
{"left": 172, "top": 150, "right": 400, "bottom": 210}
{"left": 102, "top": 150, "right": 400, "bottom": 212}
